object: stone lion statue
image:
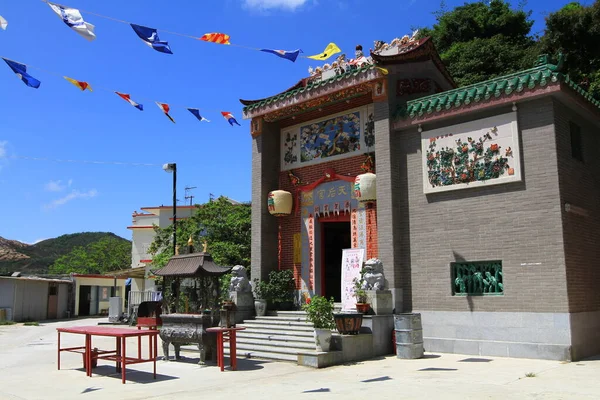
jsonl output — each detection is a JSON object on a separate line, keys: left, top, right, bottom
{"left": 229, "top": 265, "right": 251, "bottom": 293}
{"left": 361, "top": 258, "right": 385, "bottom": 291}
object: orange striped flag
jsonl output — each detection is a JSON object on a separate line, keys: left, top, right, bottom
{"left": 64, "top": 76, "right": 92, "bottom": 91}
{"left": 199, "top": 32, "right": 230, "bottom": 45}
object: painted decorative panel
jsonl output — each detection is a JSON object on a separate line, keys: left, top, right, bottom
{"left": 281, "top": 106, "right": 373, "bottom": 170}
{"left": 451, "top": 261, "right": 503, "bottom": 296}
{"left": 421, "top": 112, "right": 521, "bottom": 194}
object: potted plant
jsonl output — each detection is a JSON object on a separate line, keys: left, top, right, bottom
{"left": 302, "top": 296, "right": 335, "bottom": 352}
{"left": 353, "top": 270, "right": 370, "bottom": 313}
{"left": 267, "top": 269, "right": 295, "bottom": 310}
{"left": 252, "top": 278, "right": 269, "bottom": 317}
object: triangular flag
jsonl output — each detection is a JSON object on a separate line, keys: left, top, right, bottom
{"left": 199, "top": 33, "right": 230, "bottom": 45}
{"left": 64, "top": 76, "right": 92, "bottom": 91}
{"left": 156, "top": 102, "right": 175, "bottom": 123}
{"left": 260, "top": 48, "right": 303, "bottom": 62}
{"left": 47, "top": 2, "right": 96, "bottom": 41}
{"left": 2, "top": 58, "right": 40, "bottom": 88}
{"left": 187, "top": 108, "right": 210, "bottom": 122}
{"left": 221, "top": 112, "right": 241, "bottom": 126}
{"left": 115, "top": 92, "right": 143, "bottom": 111}
{"left": 130, "top": 24, "right": 173, "bottom": 54}
{"left": 0, "top": 15, "right": 7, "bottom": 31}
{"left": 307, "top": 43, "right": 341, "bottom": 61}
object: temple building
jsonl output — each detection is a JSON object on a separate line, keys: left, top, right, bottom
{"left": 240, "top": 34, "right": 600, "bottom": 361}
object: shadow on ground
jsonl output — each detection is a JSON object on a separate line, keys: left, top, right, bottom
{"left": 74, "top": 366, "right": 179, "bottom": 384}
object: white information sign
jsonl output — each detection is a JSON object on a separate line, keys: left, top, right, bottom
{"left": 340, "top": 248, "right": 365, "bottom": 311}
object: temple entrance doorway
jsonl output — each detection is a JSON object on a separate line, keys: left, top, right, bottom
{"left": 321, "top": 221, "right": 351, "bottom": 302}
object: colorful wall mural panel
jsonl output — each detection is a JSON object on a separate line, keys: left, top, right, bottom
{"left": 421, "top": 112, "right": 522, "bottom": 194}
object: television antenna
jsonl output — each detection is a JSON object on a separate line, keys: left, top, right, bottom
{"left": 185, "top": 186, "right": 197, "bottom": 206}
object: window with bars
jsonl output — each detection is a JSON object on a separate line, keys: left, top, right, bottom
{"left": 451, "top": 261, "right": 503, "bottom": 296}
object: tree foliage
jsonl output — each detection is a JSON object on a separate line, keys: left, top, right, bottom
{"left": 542, "top": 1, "right": 600, "bottom": 98}
{"left": 419, "top": 0, "right": 540, "bottom": 86}
{"left": 148, "top": 196, "right": 251, "bottom": 269}
{"left": 49, "top": 236, "right": 131, "bottom": 274}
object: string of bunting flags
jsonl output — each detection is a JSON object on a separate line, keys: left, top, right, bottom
{"left": 1, "top": 56, "right": 241, "bottom": 126}
{"left": 38, "top": 0, "right": 343, "bottom": 62}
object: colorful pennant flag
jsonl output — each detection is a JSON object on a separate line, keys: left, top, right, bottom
{"left": 200, "top": 33, "right": 230, "bottom": 45}
{"left": 115, "top": 92, "right": 143, "bottom": 111}
{"left": 188, "top": 108, "right": 210, "bottom": 122}
{"left": 260, "top": 48, "right": 303, "bottom": 62}
{"left": 64, "top": 76, "right": 92, "bottom": 91}
{"left": 130, "top": 24, "right": 173, "bottom": 54}
{"left": 2, "top": 58, "right": 41, "bottom": 88}
{"left": 307, "top": 42, "right": 341, "bottom": 61}
{"left": 47, "top": 2, "right": 96, "bottom": 41}
{"left": 0, "top": 15, "right": 7, "bottom": 31}
{"left": 156, "top": 102, "right": 175, "bottom": 123}
{"left": 221, "top": 112, "right": 241, "bottom": 126}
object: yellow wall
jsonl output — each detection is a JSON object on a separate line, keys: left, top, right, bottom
{"left": 74, "top": 276, "right": 127, "bottom": 316}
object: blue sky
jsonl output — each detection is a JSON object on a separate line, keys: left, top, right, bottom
{"left": 0, "top": 0, "right": 572, "bottom": 244}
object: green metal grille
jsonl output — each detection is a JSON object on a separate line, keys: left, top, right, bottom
{"left": 451, "top": 261, "right": 503, "bottom": 296}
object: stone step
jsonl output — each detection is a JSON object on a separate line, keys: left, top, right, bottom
{"left": 237, "top": 331, "right": 314, "bottom": 343}
{"left": 255, "top": 315, "right": 308, "bottom": 323}
{"left": 224, "top": 348, "right": 298, "bottom": 362}
{"left": 234, "top": 337, "right": 315, "bottom": 349}
{"left": 240, "top": 322, "right": 314, "bottom": 332}
{"left": 226, "top": 342, "right": 311, "bottom": 356}
{"left": 268, "top": 311, "right": 307, "bottom": 316}
{"left": 239, "top": 327, "right": 314, "bottom": 338}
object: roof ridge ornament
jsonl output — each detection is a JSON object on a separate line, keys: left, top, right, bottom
{"left": 534, "top": 53, "right": 564, "bottom": 72}
{"left": 370, "top": 30, "right": 420, "bottom": 56}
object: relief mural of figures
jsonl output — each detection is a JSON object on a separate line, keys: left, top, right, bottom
{"left": 300, "top": 112, "right": 361, "bottom": 162}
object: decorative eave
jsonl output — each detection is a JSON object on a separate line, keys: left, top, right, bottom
{"left": 392, "top": 62, "right": 600, "bottom": 129}
{"left": 370, "top": 37, "right": 456, "bottom": 89}
{"left": 240, "top": 64, "right": 382, "bottom": 122}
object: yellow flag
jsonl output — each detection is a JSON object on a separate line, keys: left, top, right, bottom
{"left": 64, "top": 76, "right": 92, "bottom": 92}
{"left": 376, "top": 66, "right": 389, "bottom": 75}
{"left": 307, "top": 42, "right": 341, "bottom": 61}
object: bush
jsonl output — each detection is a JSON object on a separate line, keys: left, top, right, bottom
{"left": 267, "top": 269, "right": 295, "bottom": 304}
{"left": 302, "top": 296, "right": 335, "bottom": 330}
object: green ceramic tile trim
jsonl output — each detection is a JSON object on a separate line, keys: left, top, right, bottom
{"left": 243, "top": 63, "right": 376, "bottom": 113}
{"left": 394, "top": 54, "right": 600, "bottom": 121}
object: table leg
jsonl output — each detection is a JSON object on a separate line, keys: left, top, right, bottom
{"left": 153, "top": 334, "right": 157, "bottom": 379}
{"left": 148, "top": 334, "right": 152, "bottom": 359}
{"left": 231, "top": 330, "right": 237, "bottom": 371}
{"left": 57, "top": 331, "right": 61, "bottom": 370}
{"left": 138, "top": 330, "right": 141, "bottom": 360}
{"left": 218, "top": 332, "right": 224, "bottom": 372}
{"left": 121, "top": 337, "right": 126, "bottom": 384}
{"left": 116, "top": 337, "right": 121, "bottom": 373}
{"left": 86, "top": 335, "right": 92, "bottom": 377}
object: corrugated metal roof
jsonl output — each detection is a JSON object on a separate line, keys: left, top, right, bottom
{"left": 0, "top": 276, "right": 72, "bottom": 284}
{"left": 154, "top": 253, "right": 231, "bottom": 277}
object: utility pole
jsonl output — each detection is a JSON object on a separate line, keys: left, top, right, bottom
{"left": 209, "top": 193, "right": 215, "bottom": 202}
{"left": 185, "top": 186, "right": 197, "bottom": 206}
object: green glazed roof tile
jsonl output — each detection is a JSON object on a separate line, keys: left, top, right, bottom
{"left": 394, "top": 62, "right": 600, "bottom": 122}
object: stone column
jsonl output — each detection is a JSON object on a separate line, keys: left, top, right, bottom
{"left": 373, "top": 101, "right": 404, "bottom": 313}
{"left": 251, "top": 121, "right": 281, "bottom": 281}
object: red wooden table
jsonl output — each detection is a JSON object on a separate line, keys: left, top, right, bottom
{"left": 206, "top": 326, "right": 246, "bottom": 371}
{"left": 57, "top": 326, "right": 159, "bottom": 384}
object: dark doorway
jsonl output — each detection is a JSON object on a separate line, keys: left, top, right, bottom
{"left": 322, "top": 222, "right": 351, "bottom": 302}
{"left": 79, "top": 285, "right": 91, "bottom": 316}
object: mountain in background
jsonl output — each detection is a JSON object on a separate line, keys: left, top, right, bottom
{"left": 0, "top": 232, "right": 131, "bottom": 275}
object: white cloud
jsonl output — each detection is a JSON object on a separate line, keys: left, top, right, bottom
{"left": 243, "top": 0, "right": 310, "bottom": 10}
{"left": 44, "top": 189, "right": 98, "bottom": 210}
{"left": 44, "top": 180, "right": 66, "bottom": 192}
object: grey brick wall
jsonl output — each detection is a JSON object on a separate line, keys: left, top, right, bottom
{"left": 395, "top": 98, "right": 570, "bottom": 313}
{"left": 553, "top": 99, "right": 600, "bottom": 314}
{"left": 251, "top": 122, "right": 281, "bottom": 281}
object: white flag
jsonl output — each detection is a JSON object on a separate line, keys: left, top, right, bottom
{"left": 0, "top": 15, "right": 7, "bottom": 31}
{"left": 47, "top": 2, "right": 95, "bottom": 41}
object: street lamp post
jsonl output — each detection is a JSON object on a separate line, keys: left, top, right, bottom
{"left": 163, "top": 163, "right": 177, "bottom": 255}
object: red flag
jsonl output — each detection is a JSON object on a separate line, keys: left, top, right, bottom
{"left": 156, "top": 102, "right": 175, "bottom": 123}
{"left": 200, "top": 33, "right": 230, "bottom": 45}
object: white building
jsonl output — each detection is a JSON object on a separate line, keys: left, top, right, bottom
{"left": 127, "top": 205, "right": 196, "bottom": 291}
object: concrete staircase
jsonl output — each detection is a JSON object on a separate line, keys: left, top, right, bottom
{"left": 224, "top": 311, "right": 316, "bottom": 362}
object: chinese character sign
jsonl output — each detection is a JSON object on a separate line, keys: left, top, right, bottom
{"left": 341, "top": 248, "right": 365, "bottom": 311}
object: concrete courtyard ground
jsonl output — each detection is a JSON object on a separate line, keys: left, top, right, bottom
{"left": 0, "top": 318, "right": 598, "bottom": 400}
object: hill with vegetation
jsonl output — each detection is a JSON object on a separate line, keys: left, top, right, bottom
{"left": 0, "top": 232, "right": 131, "bottom": 275}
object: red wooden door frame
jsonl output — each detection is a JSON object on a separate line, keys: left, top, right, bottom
{"left": 319, "top": 214, "right": 351, "bottom": 296}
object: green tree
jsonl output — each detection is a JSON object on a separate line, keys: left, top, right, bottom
{"left": 419, "top": 0, "right": 540, "bottom": 86}
{"left": 49, "top": 236, "right": 131, "bottom": 274}
{"left": 148, "top": 196, "right": 251, "bottom": 268}
{"left": 541, "top": 1, "right": 600, "bottom": 98}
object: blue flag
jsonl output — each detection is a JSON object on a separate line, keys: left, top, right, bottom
{"left": 260, "top": 48, "right": 302, "bottom": 62}
{"left": 187, "top": 108, "right": 210, "bottom": 122}
{"left": 130, "top": 24, "right": 173, "bottom": 54}
{"left": 2, "top": 58, "right": 40, "bottom": 88}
